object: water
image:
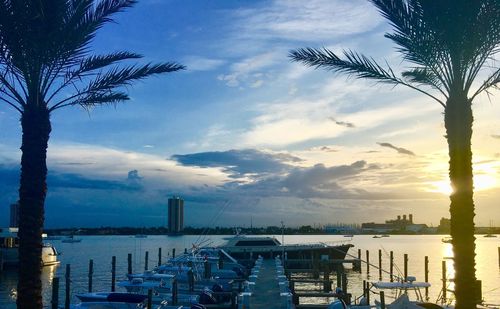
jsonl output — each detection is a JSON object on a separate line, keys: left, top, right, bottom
{"left": 0, "top": 234, "right": 498, "bottom": 308}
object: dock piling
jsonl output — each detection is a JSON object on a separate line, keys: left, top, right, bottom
{"left": 404, "top": 254, "right": 408, "bottom": 280}
{"left": 158, "top": 248, "right": 162, "bottom": 266}
{"left": 378, "top": 249, "right": 382, "bottom": 280}
{"left": 88, "top": 259, "right": 93, "bottom": 292}
{"left": 357, "top": 249, "right": 362, "bottom": 273}
{"left": 204, "top": 259, "right": 210, "bottom": 279}
{"left": 390, "top": 251, "right": 394, "bottom": 282}
{"left": 172, "top": 248, "right": 175, "bottom": 258}
{"left": 442, "top": 260, "right": 447, "bottom": 302}
{"left": 111, "top": 256, "right": 116, "bottom": 292}
{"left": 172, "top": 279, "right": 178, "bottom": 305}
{"left": 145, "top": 251, "right": 149, "bottom": 271}
{"left": 65, "top": 264, "right": 70, "bottom": 309}
{"left": 341, "top": 273, "right": 348, "bottom": 297}
{"left": 323, "top": 268, "right": 331, "bottom": 292}
{"left": 336, "top": 268, "right": 342, "bottom": 288}
{"left": 127, "top": 253, "right": 132, "bottom": 274}
{"left": 51, "top": 277, "right": 59, "bottom": 309}
{"left": 147, "top": 289, "right": 152, "bottom": 309}
{"left": 424, "top": 256, "right": 429, "bottom": 299}
{"left": 366, "top": 250, "right": 370, "bottom": 274}
{"left": 380, "top": 291, "right": 386, "bottom": 309}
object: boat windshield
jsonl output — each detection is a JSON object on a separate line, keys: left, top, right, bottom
{"left": 234, "top": 239, "right": 279, "bottom": 246}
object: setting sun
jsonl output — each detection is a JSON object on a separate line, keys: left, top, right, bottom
{"left": 429, "top": 174, "right": 498, "bottom": 195}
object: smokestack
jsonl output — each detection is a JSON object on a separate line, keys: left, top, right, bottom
{"left": 409, "top": 214, "right": 413, "bottom": 223}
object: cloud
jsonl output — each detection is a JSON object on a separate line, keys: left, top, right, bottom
{"left": 183, "top": 56, "right": 225, "bottom": 72}
{"left": 127, "top": 170, "right": 143, "bottom": 181}
{"left": 171, "top": 149, "right": 301, "bottom": 178}
{"left": 49, "top": 172, "right": 142, "bottom": 191}
{"left": 329, "top": 117, "right": 355, "bottom": 128}
{"left": 217, "top": 52, "right": 279, "bottom": 88}
{"left": 377, "top": 142, "right": 416, "bottom": 156}
{"left": 232, "top": 0, "right": 381, "bottom": 43}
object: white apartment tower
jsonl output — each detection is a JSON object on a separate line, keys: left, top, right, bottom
{"left": 167, "top": 196, "right": 184, "bottom": 234}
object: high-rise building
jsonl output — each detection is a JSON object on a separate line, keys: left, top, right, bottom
{"left": 10, "top": 202, "right": 19, "bottom": 227}
{"left": 168, "top": 196, "right": 184, "bottom": 234}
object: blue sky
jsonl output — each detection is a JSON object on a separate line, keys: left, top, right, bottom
{"left": 1, "top": 0, "right": 499, "bottom": 228}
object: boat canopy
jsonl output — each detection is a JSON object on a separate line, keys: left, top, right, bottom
{"left": 373, "top": 281, "right": 431, "bottom": 289}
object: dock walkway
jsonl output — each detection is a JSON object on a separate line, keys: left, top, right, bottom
{"left": 250, "top": 259, "right": 282, "bottom": 309}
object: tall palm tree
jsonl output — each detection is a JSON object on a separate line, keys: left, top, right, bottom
{"left": 290, "top": 1, "right": 499, "bottom": 308}
{"left": 0, "top": 1, "right": 184, "bottom": 308}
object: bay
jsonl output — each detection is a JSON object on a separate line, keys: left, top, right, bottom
{"left": 0, "top": 234, "right": 498, "bottom": 308}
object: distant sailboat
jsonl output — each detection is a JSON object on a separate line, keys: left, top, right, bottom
{"left": 484, "top": 221, "right": 497, "bottom": 238}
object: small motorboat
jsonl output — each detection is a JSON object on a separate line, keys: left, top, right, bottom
{"left": 76, "top": 292, "right": 147, "bottom": 303}
{"left": 441, "top": 236, "right": 452, "bottom": 243}
{"left": 62, "top": 235, "right": 82, "bottom": 243}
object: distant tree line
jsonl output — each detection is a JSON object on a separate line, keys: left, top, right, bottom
{"left": 43, "top": 224, "right": 499, "bottom": 236}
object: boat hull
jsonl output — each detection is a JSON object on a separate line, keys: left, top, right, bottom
{"left": 1, "top": 244, "right": 59, "bottom": 267}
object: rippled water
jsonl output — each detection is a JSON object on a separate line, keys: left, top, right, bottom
{"left": 0, "top": 234, "right": 498, "bottom": 308}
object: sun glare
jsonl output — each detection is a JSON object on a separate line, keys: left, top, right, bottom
{"left": 429, "top": 174, "right": 498, "bottom": 195}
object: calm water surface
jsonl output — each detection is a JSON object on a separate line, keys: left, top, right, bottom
{"left": 0, "top": 234, "right": 498, "bottom": 308}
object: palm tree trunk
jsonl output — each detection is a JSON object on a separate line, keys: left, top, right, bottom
{"left": 444, "top": 93, "right": 477, "bottom": 309}
{"left": 16, "top": 102, "right": 51, "bottom": 309}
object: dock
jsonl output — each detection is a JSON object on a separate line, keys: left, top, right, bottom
{"left": 250, "top": 259, "right": 280, "bottom": 309}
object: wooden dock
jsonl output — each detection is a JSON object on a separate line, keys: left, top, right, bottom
{"left": 250, "top": 259, "right": 282, "bottom": 309}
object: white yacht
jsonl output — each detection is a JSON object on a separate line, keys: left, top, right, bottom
{"left": 0, "top": 227, "right": 60, "bottom": 268}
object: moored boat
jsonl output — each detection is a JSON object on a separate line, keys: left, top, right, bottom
{"left": 217, "top": 235, "right": 353, "bottom": 265}
{"left": 0, "top": 227, "right": 60, "bottom": 268}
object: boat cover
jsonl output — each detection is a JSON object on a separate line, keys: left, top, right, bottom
{"left": 373, "top": 281, "right": 431, "bottom": 289}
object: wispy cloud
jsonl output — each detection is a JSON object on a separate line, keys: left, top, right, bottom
{"left": 232, "top": 0, "right": 381, "bottom": 43}
{"left": 217, "top": 52, "right": 279, "bottom": 87}
{"left": 183, "top": 56, "right": 226, "bottom": 72}
{"left": 377, "top": 142, "right": 416, "bottom": 156}
{"left": 329, "top": 117, "right": 355, "bottom": 128}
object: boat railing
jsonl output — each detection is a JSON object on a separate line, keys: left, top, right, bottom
{"left": 282, "top": 240, "right": 353, "bottom": 248}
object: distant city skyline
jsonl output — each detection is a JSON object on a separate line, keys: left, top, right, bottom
{"left": 1, "top": 0, "right": 499, "bottom": 228}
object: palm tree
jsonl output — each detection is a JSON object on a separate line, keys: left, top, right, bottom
{"left": 0, "top": 1, "right": 184, "bottom": 308}
{"left": 290, "top": 1, "right": 499, "bottom": 308}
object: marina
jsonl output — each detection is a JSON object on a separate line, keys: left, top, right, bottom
{"left": 1, "top": 234, "right": 498, "bottom": 308}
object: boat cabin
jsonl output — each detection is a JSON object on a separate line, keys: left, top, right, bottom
{"left": 0, "top": 227, "right": 20, "bottom": 249}
{"left": 224, "top": 236, "right": 281, "bottom": 247}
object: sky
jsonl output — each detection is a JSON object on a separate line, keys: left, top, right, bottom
{"left": 0, "top": 0, "right": 499, "bottom": 228}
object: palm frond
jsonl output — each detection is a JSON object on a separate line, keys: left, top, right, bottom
{"left": 49, "top": 62, "right": 185, "bottom": 111}
{"left": 45, "top": 51, "right": 143, "bottom": 102}
{"left": 471, "top": 67, "right": 500, "bottom": 101}
{"left": 86, "top": 62, "right": 185, "bottom": 91}
{"left": 402, "top": 67, "right": 447, "bottom": 96}
{"left": 77, "top": 91, "right": 130, "bottom": 110}
{"left": 289, "top": 47, "right": 445, "bottom": 106}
